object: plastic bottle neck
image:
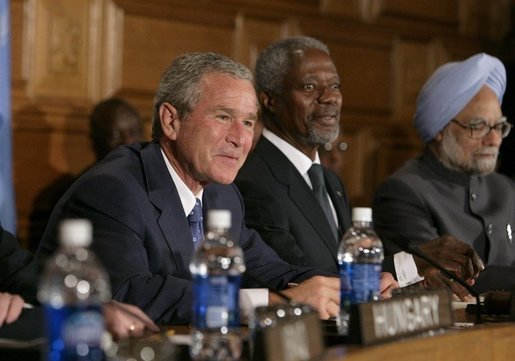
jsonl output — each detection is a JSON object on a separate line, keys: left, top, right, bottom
{"left": 205, "top": 227, "right": 233, "bottom": 245}
{"left": 352, "top": 220, "right": 372, "bottom": 228}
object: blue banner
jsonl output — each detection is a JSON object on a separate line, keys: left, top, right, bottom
{"left": 0, "top": 0, "right": 16, "bottom": 233}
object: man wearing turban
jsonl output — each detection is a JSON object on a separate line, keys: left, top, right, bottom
{"left": 373, "top": 53, "right": 515, "bottom": 294}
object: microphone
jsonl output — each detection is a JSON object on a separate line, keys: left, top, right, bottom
{"left": 402, "top": 242, "right": 482, "bottom": 324}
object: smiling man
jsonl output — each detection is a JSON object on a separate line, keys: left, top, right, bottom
{"left": 373, "top": 53, "right": 515, "bottom": 293}
{"left": 35, "top": 52, "right": 362, "bottom": 323}
{"left": 235, "top": 37, "right": 351, "bottom": 273}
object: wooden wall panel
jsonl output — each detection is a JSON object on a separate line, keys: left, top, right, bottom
{"left": 121, "top": 14, "right": 234, "bottom": 95}
{"left": 330, "top": 42, "right": 392, "bottom": 114}
{"left": 381, "top": 0, "right": 458, "bottom": 23}
{"left": 392, "top": 39, "right": 439, "bottom": 123}
{"left": 29, "top": 0, "right": 100, "bottom": 101}
{"left": 10, "top": 0, "right": 25, "bottom": 90}
{"left": 233, "top": 16, "right": 300, "bottom": 70}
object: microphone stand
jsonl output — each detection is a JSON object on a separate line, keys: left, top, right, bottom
{"left": 404, "top": 243, "right": 482, "bottom": 324}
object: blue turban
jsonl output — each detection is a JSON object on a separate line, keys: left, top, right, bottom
{"left": 414, "top": 53, "right": 506, "bottom": 143}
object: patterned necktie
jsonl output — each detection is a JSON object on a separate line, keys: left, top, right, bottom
{"left": 188, "top": 198, "right": 204, "bottom": 248}
{"left": 308, "top": 164, "right": 338, "bottom": 242}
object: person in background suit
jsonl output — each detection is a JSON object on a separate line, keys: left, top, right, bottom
{"left": 0, "top": 223, "right": 158, "bottom": 339}
{"left": 36, "top": 52, "right": 397, "bottom": 323}
{"left": 90, "top": 97, "right": 144, "bottom": 162}
{"left": 373, "top": 53, "right": 515, "bottom": 294}
{"left": 235, "top": 36, "right": 483, "bottom": 300}
{"left": 28, "top": 97, "right": 144, "bottom": 252}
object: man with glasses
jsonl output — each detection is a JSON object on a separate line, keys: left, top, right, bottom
{"left": 373, "top": 53, "right": 515, "bottom": 293}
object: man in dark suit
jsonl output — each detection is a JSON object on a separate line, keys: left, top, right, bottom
{"left": 236, "top": 37, "right": 350, "bottom": 273}
{"left": 36, "top": 52, "right": 381, "bottom": 324}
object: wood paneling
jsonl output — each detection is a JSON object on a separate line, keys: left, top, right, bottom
{"left": 9, "top": 0, "right": 512, "bottom": 242}
{"left": 122, "top": 15, "right": 234, "bottom": 94}
{"left": 29, "top": 0, "right": 100, "bottom": 101}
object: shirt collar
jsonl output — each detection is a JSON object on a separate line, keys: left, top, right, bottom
{"left": 262, "top": 128, "right": 321, "bottom": 180}
{"left": 160, "top": 148, "right": 203, "bottom": 217}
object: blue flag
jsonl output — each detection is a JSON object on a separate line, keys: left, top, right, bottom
{"left": 0, "top": 0, "right": 16, "bottom": 233}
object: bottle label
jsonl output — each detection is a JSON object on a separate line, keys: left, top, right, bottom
{"left": 352, "top": 263, "right": 381, "bottom": 303}
{"left": 44, "top": 304, "right": 105, "bottom": 361}
{"left": 339, "top": 262, "right": 353, "bottom": 311}
{"left": 192, "top": 274, "right": 241, "bottom": 329}
{"left": 339, "top": 262, "right": 381, "bottom": 305}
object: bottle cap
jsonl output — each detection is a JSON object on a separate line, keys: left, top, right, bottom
{"left": 59, "top": 219, "right": 93, "bottom": 247}
{"left": 207, "top": 209, "right": 231, "bottom": 229}
{"left": 352, "top": 207, "right": 372, "bottom": 222}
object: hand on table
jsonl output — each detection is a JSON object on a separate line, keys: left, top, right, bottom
{"left": 415, "top": 235, "right": 484, "bottom": 301}
{"left": 103, "top": 300, "right": 160, "bottom": 340}
{"left": 379, "top": 272, "right": 399, "bottom": 299}
{"left": 270, "top": 276, "right": 340, "bottom": 320}
{"left": 0, "top": 292, "right": 24, "bottom": 326}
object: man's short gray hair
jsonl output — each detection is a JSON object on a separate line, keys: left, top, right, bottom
{"left": 151, "top": 52, "right": 254, "bottom": 140}
{"left": 255, "top": 36, "right": 330, "bottom": 96}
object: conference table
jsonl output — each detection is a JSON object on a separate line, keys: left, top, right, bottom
{"left": 323, "top": 322, "right": 515, "bottom": 361}
{"left": 115, "top": 309, "right": 515, "bottom": 361}
{"left": 1, "top": 307, "right": 513, "bottom": 360}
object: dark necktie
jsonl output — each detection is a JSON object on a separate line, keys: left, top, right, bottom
{"left": 308, "top": 164, "right": 338, "bottom": 242}
{"left": 188, "top": 198, "right": 204, "bottom": 248}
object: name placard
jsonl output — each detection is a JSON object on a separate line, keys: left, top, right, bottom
{"left": 251, "top": 304, "right": 324, "bottom": 361}
{"left": 348, "top": 288, "right": 454, "bottom": 345}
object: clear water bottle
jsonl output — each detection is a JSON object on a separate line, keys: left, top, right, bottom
{"left": 337, "top": 207, "right": 384, "bottom": 335}
{"left": 38, "top": 219, "right": 111, "bottom": 361}
{"left": 189, "top": 209, "right": 246, "bottom": 361}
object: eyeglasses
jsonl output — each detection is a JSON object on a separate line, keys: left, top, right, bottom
{"left": 451, "top": 117, "right": 512, "bottom": 139}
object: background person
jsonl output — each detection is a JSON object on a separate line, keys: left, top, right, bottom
{"left": 28, "top": 97, "right": 144, "bottom": 252}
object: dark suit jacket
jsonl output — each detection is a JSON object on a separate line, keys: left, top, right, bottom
{"left": 36, "top": 142, "right": 322, "bottom": 324}
{"left": 235, "top": 137, "right": 352, "bottom": 274}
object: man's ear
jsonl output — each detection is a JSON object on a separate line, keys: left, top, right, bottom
{"left": 159, "top": 102, "right": 180, "bottom": 140}
{"left": 259, "top": 91, "right": 275, "bottom": 113}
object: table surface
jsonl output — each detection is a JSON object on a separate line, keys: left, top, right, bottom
{"left": 114, "top": 309, "right": 515, "bottom": 361}
{"left": 2, "top": 308, "right": 513, "bottom": 361}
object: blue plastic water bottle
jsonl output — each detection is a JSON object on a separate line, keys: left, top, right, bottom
{"left": 38, "top": 219, "right": 111, "bottom": 361}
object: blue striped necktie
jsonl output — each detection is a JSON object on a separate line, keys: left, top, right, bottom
{"left": 188, "top": 198, "right": 204, "bottom": 248}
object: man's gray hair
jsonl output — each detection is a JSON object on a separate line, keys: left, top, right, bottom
{"left": 255, "top": 36, "right": 330, "bottom": 96}
{"left": 151, "top": 52, "right": 253, "bottom": 140}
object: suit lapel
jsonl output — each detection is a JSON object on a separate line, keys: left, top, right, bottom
{"left": 140, "top": 143, "right": 194, "bottom": 279}
{"left": 255, "top": 138, "right": 339, "bottom": 255}
{"left": 324, "top": 168, "right": 350, "bottom": 241}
